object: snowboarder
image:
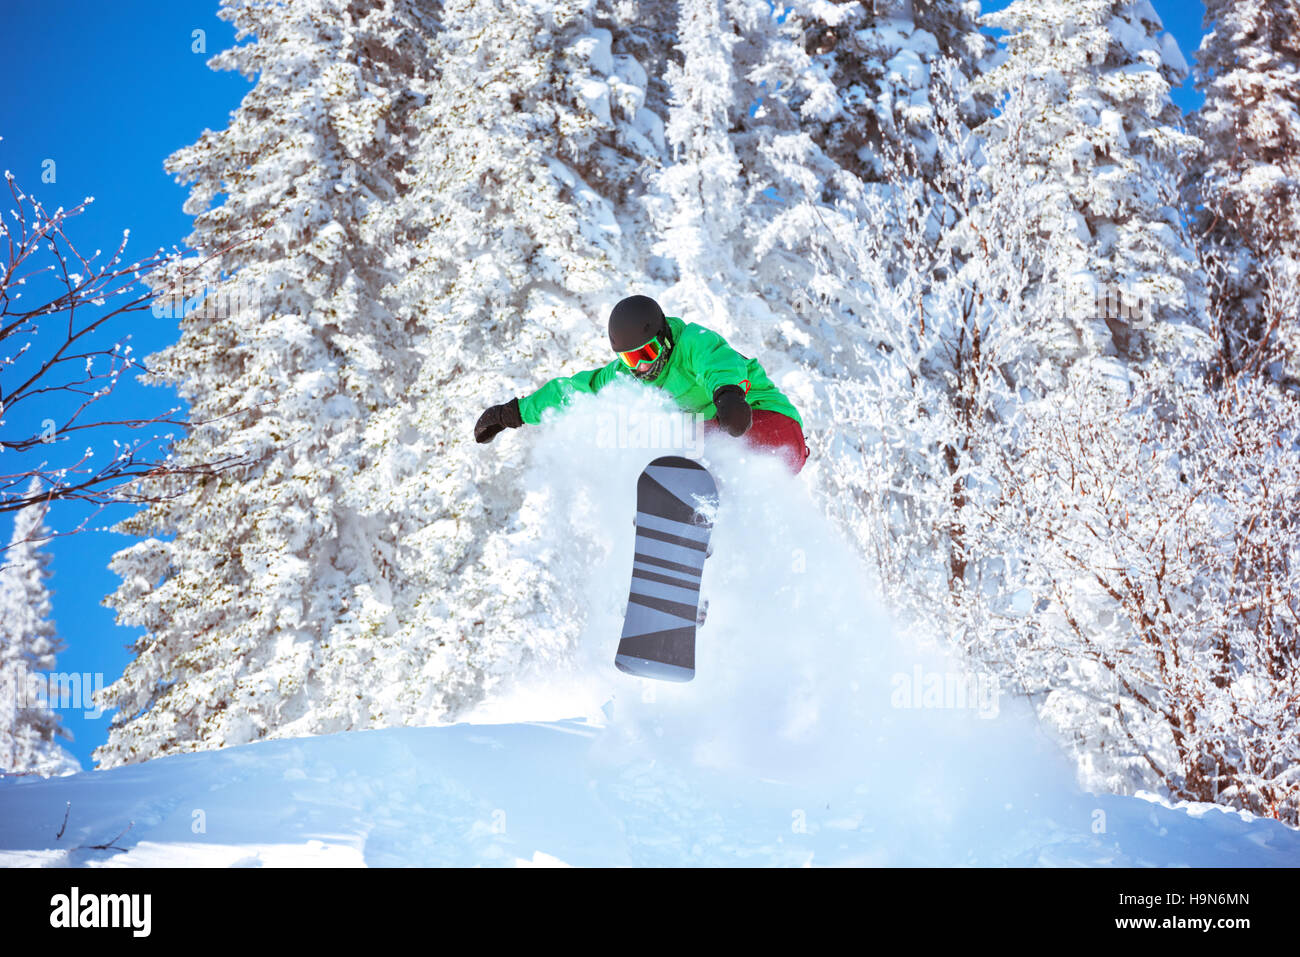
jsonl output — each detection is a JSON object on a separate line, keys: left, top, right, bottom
{"left": 473, "top": 295, "right": 810, "bottom": 473}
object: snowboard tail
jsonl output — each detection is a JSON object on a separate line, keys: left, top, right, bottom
{"left": 615, "top": 456, "right": 717, "bottom": 682}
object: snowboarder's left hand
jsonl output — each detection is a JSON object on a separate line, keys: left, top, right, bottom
{"left": 712, "top": 384, "right": 752, "bottom": 437}
{"left": 474, "top": 397, "right": 524, "bottom": 443}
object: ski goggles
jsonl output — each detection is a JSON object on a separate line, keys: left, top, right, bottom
{"left": 617, "top": 337, "right": 663, "bottom": 369}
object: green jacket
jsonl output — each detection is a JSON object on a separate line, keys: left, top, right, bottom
{"left": 517, "top": 316, "right": 803, "bottom": 428}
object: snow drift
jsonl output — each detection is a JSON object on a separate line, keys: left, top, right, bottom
{"left": 3, "top": 718, "right": 1298, "bottom": 867}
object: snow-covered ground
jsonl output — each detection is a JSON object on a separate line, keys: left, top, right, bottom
{"left": 3, "top": 388, "right": 1297, "bottom": 867}
{"left": 2, "top": 717, "right": 1298, "bottom": 867}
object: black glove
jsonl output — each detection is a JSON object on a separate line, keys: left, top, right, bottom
{"left": 474, "top": 397, "right": 524, "bottom": 444}
{"left": 712, "top": 384, "right": 752, "bottom": 437}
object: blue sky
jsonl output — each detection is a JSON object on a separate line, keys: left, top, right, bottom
{"left": 1, "top": 0, "right": 1209, "bottom": 769}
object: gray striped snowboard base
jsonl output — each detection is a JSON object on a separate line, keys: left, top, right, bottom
{"left": 615, "top": 456, "right": 718, "bottom": 682}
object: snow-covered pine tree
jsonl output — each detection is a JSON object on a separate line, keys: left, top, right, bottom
{"left": 803, "top": 70, "right": 1045, "bottom": 646}
{"left": 733, "top": 0, "right": 998, "bottom": 384}
{"left": 752, "top": 0, "right": 992, "bottom": 184}
{"left": 974, "top": 0, "right": 1206, "bottom": 385}
{"left": 590, "top": 0, "right": 678, "bottom": 271}
{"left": 656, "top": 0, "right": 992, "bottom": 340}
{"left": 0, "top": 482, "right": 77, "bottom": 775}
{"left": 97, "top": 0, "right": 438, "bottom": 766}
{"left": 649, "top": 0, "right": 755, "bottom": 332}
{"left": 643, "top": 0, "right": 943, "bottom": 391}
{"left": 1189, "top": 0, "right": 1300, "bottom": 383}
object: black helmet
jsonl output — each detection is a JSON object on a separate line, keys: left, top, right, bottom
{"left": 609, "top": 295, "right": 673, "bottom": 380}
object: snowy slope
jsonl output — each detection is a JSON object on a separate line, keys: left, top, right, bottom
{"left": 3, "top": 388, "right": 1297, "bottom": 866}
{"left": 2, "top": 718, "right": 1298, "bottom": 867}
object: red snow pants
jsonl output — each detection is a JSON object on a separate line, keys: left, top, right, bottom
{"left": 705, "top": 408, "right": 810, "bottom": 474}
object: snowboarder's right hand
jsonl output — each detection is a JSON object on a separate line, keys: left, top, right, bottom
{"left": 474, "top": 397, "right": 524, "bottom": 443}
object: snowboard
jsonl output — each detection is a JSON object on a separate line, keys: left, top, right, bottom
{"left": 615, "top": 455, "right": 718, "bottom": 682}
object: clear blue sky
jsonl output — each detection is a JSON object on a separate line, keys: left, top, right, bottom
{"left": 1, "top": 0, "right": 1209, "bottom": 770}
